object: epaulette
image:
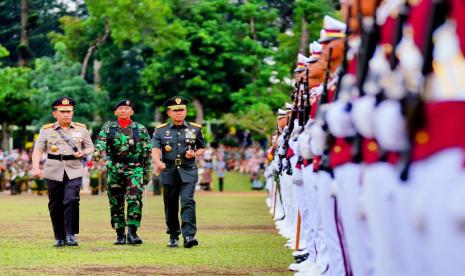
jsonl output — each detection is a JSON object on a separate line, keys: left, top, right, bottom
{"left": 42, "top": 123, "right": 54, "bottom": 129}
{"left": 156, "top": 123, "right": 168, "bottom": 129}
{"left": 189, "top": 122, "right": 202, "bottom": 128}
{"left": 74, "top": 122, "right": 87, "bottom": 128}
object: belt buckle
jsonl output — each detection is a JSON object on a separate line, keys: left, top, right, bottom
{"left": 175, "top": 158, "right": 182, "bottom": 166}
{"left": 60, "top": 155, "right": 64, "bottom": 161}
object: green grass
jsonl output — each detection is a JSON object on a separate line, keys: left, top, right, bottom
{"left": 0, "top": 190, "right": 293, "bottom": 275}
{"left": 207, "top": 171, "right": 265, "bottom": 192}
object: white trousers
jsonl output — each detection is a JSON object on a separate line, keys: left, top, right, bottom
{"left": 410, "top": 148, "right": 465, "bottom": 276}
{"left": 317, "top": 171, "right": 345, "bottom": 276}
{"left": 334, "top": 163, "right": 374, "bottom": 276}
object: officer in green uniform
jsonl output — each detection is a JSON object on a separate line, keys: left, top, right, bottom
{"left": 93, "top": 99, "right": 152, "bottom": 245}
{"left": 152, "top": 96, "right": 206, "bottom": 248}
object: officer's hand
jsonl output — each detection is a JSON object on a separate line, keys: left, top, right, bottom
{"left": 73, "top": 150, "right": 85, "bottom": 159}
{"left": 33, "top": 168, "right": 45, "bottom": 179}
{"left": 185, "top": 150, "right": 196, "bottom": 159}
{"left": 155, "top": 161, "right": 166, "bottom": 172}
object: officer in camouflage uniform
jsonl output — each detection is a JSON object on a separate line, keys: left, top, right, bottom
{"left": 93, "top": 99, "right": 152, "bottom": 245}
{"left": 152, "top": 96, "right": 205, "bottom": 248}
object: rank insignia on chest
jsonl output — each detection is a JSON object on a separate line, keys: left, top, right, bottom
{"left": 185, "top": 129, "right": 196, "bottom": 139}
{"left": 51, "top": 145, "right": 58, "bottom": 152}
{"left": 165, "top": 144, "right": 172, "bottom": 152}
{"left": 129, "top": 138, "right": 134, "bottom": 145}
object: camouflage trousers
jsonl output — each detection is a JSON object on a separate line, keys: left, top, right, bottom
{"left": 107, "top": 165, "right": 144, "bottom": 229}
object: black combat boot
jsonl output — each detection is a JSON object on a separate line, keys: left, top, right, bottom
{"left": 114, "top": 228, "right": 126, "bottom": 245}
{"left": 127, "top": 225, "right": 142, "bottom": 245}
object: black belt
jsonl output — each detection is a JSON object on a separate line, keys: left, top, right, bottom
{"left": 47, "top": 154, "right": 79, "bottom": 161}
{"left": 163, "top": 158, "right": 195, "bottom": 166}
{"left": 110, "top": 156, "right": 141, "bottom": 163}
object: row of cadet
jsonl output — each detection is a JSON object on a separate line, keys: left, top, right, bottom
{"left": 264, "top": 0, "right": 465, "bottom": 275}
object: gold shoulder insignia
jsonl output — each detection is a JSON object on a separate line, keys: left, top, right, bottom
{"left": 156, "top": 123, "right": 168, "bottom": 129}
{"left": 74, "top": 122, "right": 87, "bottom": 128}
{"left": 42, "top": 123, "right": 54, "bottom": 129}
{"left": 189, "top": 122, "right": 202, "bottom": 128}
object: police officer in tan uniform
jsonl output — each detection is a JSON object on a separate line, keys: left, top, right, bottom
{"left": 32, "top": 97, "right": 94, "bottom": 247}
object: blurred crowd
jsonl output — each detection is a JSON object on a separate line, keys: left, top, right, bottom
{"left": 0, "top": 148, "right": 46, "bottom": 195}
{"left": 0, "top": 144, "right": 268, "bottom": 195}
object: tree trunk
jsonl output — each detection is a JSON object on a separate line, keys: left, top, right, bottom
{"left": 93, "top": 59, "right": 102, "bottom": 89}
{"left": 81, "top": 21, "right": 110, "bottom": 79}
{"left": 298, "top": 16, "right": 309, "bottom": 55}
{"left": 249, "top": 17, "right": 257, "bottom": 41}
{"left": 2, "top": 122, "right": 10, "bottom": 151}
{"left": 154, "top": 106, "right": 162, "bottom": 123}
{"left": 19, "top": 0, "right": 29, "bottom": 67}
{"left": 192, "top": 98, "right": 204, "bottom": 124}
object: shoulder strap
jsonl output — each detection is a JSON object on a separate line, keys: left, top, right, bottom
{"left": 42, "top": 123, "right": 54, "bottom": 129}
{"left": 156, "top": 123, "right": 168, "bottom": 129}
{"left": 189, "top": 122, "right": 202, "bottom": 128}
{"left": 107, "top": 121, "right": 118, "bottom": 140}
{"left": 132, "top": 125, "right": 140, "bottom": 140}
{"left": 74, "top": 122, "right": 87, "bottom": 128}
{"left": 55, "top": 128, "right": 78, "bottom": 152}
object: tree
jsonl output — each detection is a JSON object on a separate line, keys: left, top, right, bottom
{"left": 222, "top": 103, "right": 276, "bottom": 143}
{"left": 49, "top": 0, "right": 184, "bottom": 125}
{"left": 0, "top": 0, "right": 86, "bottom": 66}
{"left": 30, "top": 42, "right": 107, "bottom": 127}
{"left": 141, "top": 0, "right": 287, "bottom": 122}
{"left": 0, "top": 45, "right": 37, "bottom": 150}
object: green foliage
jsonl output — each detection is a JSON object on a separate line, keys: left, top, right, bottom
{"left": 30, "top": 43, "right": 108, "bottom": 126}
{"left": 49, "top": 15, "right": 105, "bottom": 62}
{"left": 85, "top": 0, "right": 184, "bottom": 48}
{"left": 0, "top": 66, "right": 37, "bottom": 126}
{"left": 141, "top": 0, "right": 289, "bottom": 119}
{"left": 275, "top": 0, "right": 335, "bottom": 72}
{"left": 0, "top": 44, "right": 9, "bottom": 65}
{"left": 222, "top": 103, "right": 276, "bottom": 140}
{"left": 0, "top": 0, "right": 86, "bottom": 65}
{"left": 0, "top": 0, "right": 336, "bottom": 139}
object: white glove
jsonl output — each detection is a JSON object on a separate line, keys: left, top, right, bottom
{"left": 373, "top": 99, "right": 409, "bottom": 152}
{"left": 310, "top": 123, "right": 327, "bottom": 156}
{"left": 292, "top": 167, "right": 304, "bottom": 186}
{"left": 298, "top": 130, "right": 313, "bottom": 160}
{"left": 351, "top": 95, "right": 376, "bottom": 138}
{"left": 326, "top": 100, "right": 357, "bottom": 137}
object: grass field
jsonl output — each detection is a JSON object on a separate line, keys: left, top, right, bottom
{"left": 0, "top": 178, "right": 292, "bottom": 275}
{"left": 199, "top": 170, "right": 265, "bottom": 192}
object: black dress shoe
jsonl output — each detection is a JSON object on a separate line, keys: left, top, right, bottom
{"left": 127, "top": 226, "right": 142, "bottom": 245}
{"left": 183, "top": 236, "right": 198, "bottom": 248}
{"left": 54, "top": 240, "right": 65, "bottom": 247}
{"left": 114, "top": 228, "right": 126, "bottom": 245}
{"left": 167, "top": 236, "right": 179, "bottom": 248}
{"left": 65, "top": 234, "right": 78, "bottom": 246}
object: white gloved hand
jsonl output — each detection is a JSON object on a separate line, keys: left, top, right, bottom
{"left": 292, "top": 168, "right": 304, "bottom": 186}
{"left": 373, "top": 99, "right": 409, "bottom": 152}
{"left": 326, "top": 100, "right": 357, "bottom": 137}
{"left": 298, "top": 129, "right": 313, "bottom": 160}
{"left": 310, "top": 123, "right": 327, "bottom": 156}
{"left": 352, "top": 95, "right": 376, "bottom": 138}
